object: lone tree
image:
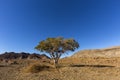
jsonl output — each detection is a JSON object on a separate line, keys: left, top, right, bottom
{"left": 35, "top": 37, "right": 79, "bottom": 67}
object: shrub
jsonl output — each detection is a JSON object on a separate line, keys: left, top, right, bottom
{"left": 24, "top": 63, "right": 54, "bottom": 73}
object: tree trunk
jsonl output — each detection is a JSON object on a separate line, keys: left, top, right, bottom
{"left": 53, "top": 59, "right": 59, "bottom": 68}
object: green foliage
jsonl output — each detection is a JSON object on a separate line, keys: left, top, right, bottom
{"left": 35, "top": 37, "right": 79, "bottom": 54}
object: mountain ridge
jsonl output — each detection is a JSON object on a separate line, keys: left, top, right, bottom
{"left": 0, "top": 52, "right": 50, "bottom": 60}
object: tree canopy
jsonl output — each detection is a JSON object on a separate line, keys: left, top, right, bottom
{"left": 35, "top": 37, "right": 79, "bottom": 66}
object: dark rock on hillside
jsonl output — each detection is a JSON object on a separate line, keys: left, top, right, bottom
{"left": 0, "top": 52, "right": 50, "bottom": 60}
{"left": 27, "top": 53, "right": 50, "bottom": 60}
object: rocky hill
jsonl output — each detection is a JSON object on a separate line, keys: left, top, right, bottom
{"left": 71, "top": 46, "right": 120, "bottom": 58}
{"left": 0, "top": 52, "right": 50, "bottom": 60}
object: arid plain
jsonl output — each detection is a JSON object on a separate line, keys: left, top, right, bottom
{"left": 1, "top": 47, "right": 120, "bottom": 80}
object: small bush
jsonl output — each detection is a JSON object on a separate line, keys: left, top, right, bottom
{"left": 24, "top": 63, "right": 54, "bottom": 73}
{"left": 10, "top": 61, "right": 18, "bottom": 65}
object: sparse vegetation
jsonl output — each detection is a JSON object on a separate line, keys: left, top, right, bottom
{"left": 1, "top": 47, "right": 120, "bottom": 80}
{"left": 0, "top": 57, "right": 120, "bottom": 80}
{"left": 24, "top": 63, "right": 54, "bottom": 73}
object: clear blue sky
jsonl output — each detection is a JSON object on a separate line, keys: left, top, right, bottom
{"left": 0, "top": 0, "right": 120, "bottom": 56}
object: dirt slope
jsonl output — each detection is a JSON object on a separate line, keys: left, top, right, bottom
{"left": 72, "top": 46, "right": 120, "bottom": 58}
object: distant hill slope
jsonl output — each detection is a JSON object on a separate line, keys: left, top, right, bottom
{"left": 0, "top": 52, "right": 50, "bottom": 59}
{"left": 71, "top": 46, "right": 120, "bottom": 58}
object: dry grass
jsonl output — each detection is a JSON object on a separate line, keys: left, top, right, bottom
{"left": 59, "top": 57, "right": 120, "bottom": 66}
{"left": 1, "top": 57, "right": 120, "bottom": 80}
{"left": 23, "top": 62, "right": 54, "bottom": 73}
